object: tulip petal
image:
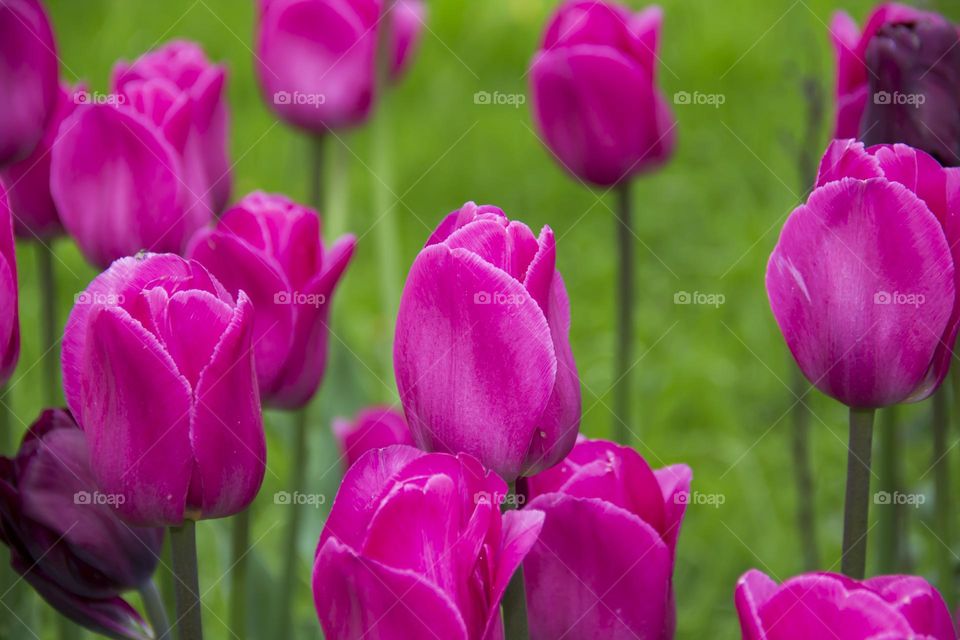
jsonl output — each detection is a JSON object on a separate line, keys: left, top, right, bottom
{"left": 395, "top": 243, "right": 556, "bottom": 481}
{"left": 482, "top": 509, "right": 545, "bottom": 639}
{"left": 816, "top": 139, "right": 882, "bottom": 187}
{"left": 865, "top": 575, "right": 956, "bottom": 639}
{"left": 333, "top": 407, "right": 413, "bottom": 469}
{"left": 734, "top": 569, "right": 778, "bottom": 640}
{"left": 654, "top": 463, "right": 692, "bottom": 551}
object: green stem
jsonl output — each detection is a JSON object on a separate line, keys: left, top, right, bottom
{"left": 37, "top": 243, "right": 58, "bottom": 406}
{"left": 326, "top": 135, "right": 350, "bottom": 239}
{"left": 276, "top": 408, "right": 310, "bottom": 640}
{"left": 228, "top": 508, "right": 251, "bottom": 637}
{"left": 501, "top": 485, "right": 529, "bottom": 639}
{"left": 170, "top": 521, "right": 203, "bottom": 640}
{"left": 789, "top": 365, "right": 818, "bottom": 570}
{"left": 139, "top": 579, "right": 170, "bottom": 640}
{"left": 309, "top": 135, "right": 325, "bottom": 213}
{"left": 841, "top": 407, "right": 875, "bottom": 579}
{"left": 875, "top": 406, "right": 904, "bottom": 574}
{"left": 613, "top": 181, "right": 634, "bottom": 444}
{"left": 933, "top": 387, "right": 954, "bottom": 608}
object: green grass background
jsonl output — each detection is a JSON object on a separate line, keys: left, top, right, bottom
{"left": 6, "top": 0, "right": 959, "bottom": 637}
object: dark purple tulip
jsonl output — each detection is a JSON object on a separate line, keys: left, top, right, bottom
{"left": 0, "top": 409, "right": 163, "bottom": 640}
{"left": 861, "top": 17, "right": 960, "bottom": 166}
{"left": 0, "top": 183, "right": 18, "bottom": 386}
{"left": 0, "top": 0, "right": 59, "bottom": 166}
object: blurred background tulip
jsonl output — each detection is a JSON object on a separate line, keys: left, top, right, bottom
{"left": 254, "top": 0, "right": 424, "bottom": 133}
{"left": 520, "top": 437, "right": 690, "bottom": 640}
{"left": 0, "top": 409, "right": 165, "bottom": 640}
{"left": 0, "top": 185, "right": 18, "bottom": 388}
{"left": 331, "top": 405, "right": 413, "bottom": 469}
{"left": 313, "top": 445, "right": 544, "bottom": 639}
{"left": 188, "top": 191, "right": 355, "bottom": 408}
{"left": 736, "top": 570, "right": 956, "bottom": 639}
{"left": 0, "top": 0, "right": 59, "bottom": 167}
{"left": 529, "top": 0, "right": 676, "bottom": 187}
{"left": 394, "top": 202, "right": 581, "bottom": 482}
{"left": 61, "top": 253, "right": 265, "bottom": 527}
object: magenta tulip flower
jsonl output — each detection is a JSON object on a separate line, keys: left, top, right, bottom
{"left": 187, "top": 191, "right": 355, "bottom": 408}
{"left": 255, "top": 0, "right": 425, "bottom": 133}
{"left": 51, "top": 41, "right": 230, "bottom": 268}
{"left": 520, "top": 437, "right": 691, "bottom": 640}
{"left": 331, "top": 406, "right": 414, "bottom": 469}
{"left": 0, "top": 0, "right": 59, "bottom": 166}
{"left": 394, "top": 202, "right": 581, "bottom": 482}
{"left": 313, "top": 445, "right": 545, "bottom": 639}
{"left": 61, "top": 253, "right": 265, "bottom": 527}
{"left": 529, "top": 0, "right": 677, "bottom": 187}
{"left": 767, "top": 139, "right": 960, "bottom": 408}
{"left": 0, "top": 409, "right": 163, "bottom": 640}
{"left": 0, "top": 83, "right": 82, "bottom": 239}
{"left": 0, "top": 184, "right": 19, "bottom": 386}
{"left": 736, "top": 570, "right": 956, "bottom": 639}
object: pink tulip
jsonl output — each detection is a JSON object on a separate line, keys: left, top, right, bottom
{"left": 394, "top": 202, "right": 581, "bottom": 482}
{"left": 529, "top": 0, "right": 676, "bottom": 187}
{"left": 187, "top": 191, "right": 355, "bottom": 408}
{"left": 736, "top": 570, "right": 956, "bottom": 639}
{"left": 520, "top": 437, "right": 691, "bottom": 640}
{"left": 254, "top": 0, "right": 425, "bottom": 133}
{"left": 0, "top": 183, "right": 19, "bottom": 386}
{"left": 0, "top": 83, "right": 82, "bottom": 239}
{"left": 767, "top": 139, "right": 960, "bottom": 408}
{"left": 0, "top": 0, "right": 59, "bottom": 166}
{"left": 331, "top": 406, "right": 414, "bottom": 469}
{"left": 51, "top": 40, "right": 230, "bottom": 268}
{"left": 61, "top": 253, "right": 265, "bottom": 527}
{"left": 312, "top": 445, "right": 545, "bottom": 639}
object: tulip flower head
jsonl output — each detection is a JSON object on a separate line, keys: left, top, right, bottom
{"left": 0, "top": 409, "right": 163, "bottom": 640}
{"left": 529, "top": 0, "right": 677, "bottom": 187}
{"left": 187, "top": 191, "right": 355, "bottom": 409}
{"left": 0, "top": 184, "right": 18, "bottom": 386}
{"left": 767, "top": 139, "right": 960, "bottom": 409}
{"left": 0, "top": 0, "right": 59, "bottom": 166}
{"left": 394, "top": 202, "right": 582, "bottom": 482}
{"left": 520, "top": 437, "right": 691, "bottom": 640}
{"left": 736, "top": 570, "right": 956, "bottom": 639}
{"left": 255, "top": 0, "right": 425, "bottom": 133}
{"left": 313, "top": 445, "right": 545, "bottom": 639}
{"left": 62, "top": 253, "right": 265, "bottom": 527}
{"left": 331, "top": 406, "right": 414, "bottom": 469}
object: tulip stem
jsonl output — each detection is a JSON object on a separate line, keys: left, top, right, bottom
{"left": 309, "top": 134, "right": 325, "bottom": 212}
{"left": 37, "top": 242, "right": 58, "bottom": 405}
{"left": 789, "top": 365, "right": 818, "bottom": 570}
{"left": 325, "top": 135, "right": 350, "bottom": 240}
{"left": 612, "top": 181, "right": 634, "bottom": 444}
{"left": 228, "top": 508, "right": 251, "bottom": 637}
{"left": 170, "top": 520, "right": 203, "bottom": 640}
{"left": 139, "top": 579, "right": 170, "bottom": 640}
{"left": 501, "top": 485, "right": 529, "bottom": 640}
{"left": 875, "top": 406, "right": 904, "bottom": 574}
{"left": 276, "top": 408, "right": 310, "bottom": 640}
{"left": 841, "top": 407, "right": 875, "bottom": 579}
{"left": 932, "top": 387, "right": 954, "bottom": 608}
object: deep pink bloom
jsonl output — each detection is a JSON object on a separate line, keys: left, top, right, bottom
{"left": 520, "top": 437, "right": 690, "bottom": 640}
{"left": 187, "top": 191, "right": 355, "bottom": 408}
{"left": 61, "top": 253, "right": 265, "bottom": 527}
{"left": 736, "top": 570, "right": 956, "bottom": 639}
{"left": 51, "top": 41, "right": 229, "bottom": 268}
{"left": 529, "top": 0, "right": 676, "bottom": 187}
{"left": 767, "top": 139, "right": 960, "bottom": 408}
{"left": 394, "top": 202, "right": 582, "bottom": 482}
{"left": 332, "top": 406, "right": 414, "bottom": 469}
{"left": 0, "top": 83, "right": 82, "bottom": 239}
{"left": 0, "top": 409, "right": 163, "bottom": 640}
{"left": 255, "top": 0, "right": 425, "bottom": 133}
{"left": 0, "top": 183, "right": 18, "bottom": 386}
{"left": 313, "top": 445, "right": 545, "bottom": 639}
{"left": 0, "top": 0, "right": 59, "bottom": 166}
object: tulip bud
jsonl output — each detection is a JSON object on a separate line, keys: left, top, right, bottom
{"left": 313, "top": 445, "right": 545, "bottom": 639}
{"left": 529, "top": 1, "right": 677, "bottom": 187}
{"left": 61, "top": 253, "right": 266, "bottom": 526}
{"left": 861, "top": 19, "right": 960, "bottom": 166}
{"left": 736, "top": 570, "right": 955, "bottom": 639}
{"left": 254, "top": 0, "right": 425, "bottom": 133}
{"left": 187, "top": 191, "right": 355, "bottom": 408}
{"left": 331, "top": 406, "right": 413, "bottom": 469}
{"left": 0, "top": 184, "right": 19, "bottom": 386}
{"left": 520, "top": 437, "right": 691, "bottom": 640}
{"left": 394, "top": 202, "right": 582, "bottom": 482}
{"left": 0, "top": 409, "right": 163, "bottom": 640}
{"left": 0, "top": 0, "right": 59, "bottom": 166}
{"left": 766, "top": 139, "right": 960, "bottom": 408}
